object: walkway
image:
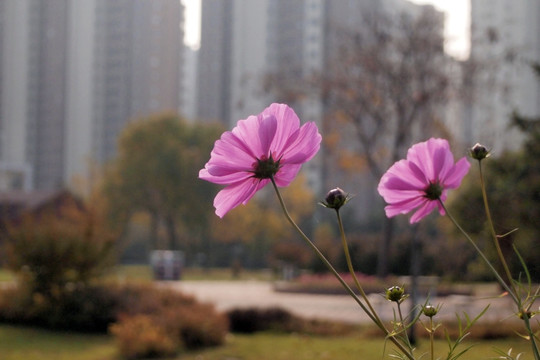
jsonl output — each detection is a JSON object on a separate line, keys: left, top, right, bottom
{"left": 168, "top": 280, "right": 518, "bottom": 324}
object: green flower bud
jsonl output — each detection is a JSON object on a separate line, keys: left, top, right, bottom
{"left": 470, "top": 143, "right": 490, "bottom": 161}
{"left": 320, "top": 188, "right": 351, "bottom": 210}
{"left": 385, "top": 286, "right": 406, "bottom": 303}
{"left": 423, "top": 304, "right": 438, "bottom": 318}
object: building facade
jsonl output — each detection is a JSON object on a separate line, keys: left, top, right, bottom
{"left": 0, "top": 0, "right": 185, "bottom": 192}
{"left": 469, "top": 0, "right": 540, "bottom": 151}
{"left": 197, "top": 0, "right": 269, "bottom": 128}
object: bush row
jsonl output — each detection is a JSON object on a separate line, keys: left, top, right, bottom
{"left": 227, "top": 306, "right": 356, "bottom": 336}
{"left": 0, "top": 282, "right": 229, "bottom": 359}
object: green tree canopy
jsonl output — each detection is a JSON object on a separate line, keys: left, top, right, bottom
{"left": 103, "top": 113, "right": 223, "bottom": 251}
{"left": 447, "top": 114, "right": 540, "bottom": 281}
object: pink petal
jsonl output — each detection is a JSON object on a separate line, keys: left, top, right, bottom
{"left": 442, "top": 157, "right": 470, "bottom": 189}
{"left": 379, "top": 172, "right": 423, "bottom": 193}
{"left": 213, "top": 178, "right": 261, "bottom": 218}
{"left": 409, "top": 200, "right": 438, "bottom": 223}
{"left": 377, "top": 159, "right": 427, "bottom": 202}
{"left": 274, "top": 164, "right": 302, "bottom": 186}
{"left": 258, "top": 114, "right": 278, "bottom": 157}
{"left": 213, "top": 131, "right": 257, "bottom": 164}
{"left": 280, "top": 122, "right": 321, "bottom": 164}
{"left": 203, "top": 157, "right": 252, "bottom": 176}
{"left": 408, "top": 138, "right": 449, "bottom": 181}
{"left": 384, "top": 196, "right": 427, "bottom": 217}
{"left": 378, "top": 138, "right": 468, "bottom": 223}
{"left": 232, "top": 114, "right": 273, "bottom": 158}
{"left": 265, "top": 104, "right": 301, "bottom": 155}
{"left": 199, "top": 167, "right": 251, "bottom": 185}
{"left": 385, "top": 160, "right": 428, "bottom": 188}
{"left": 431, "top": 142, "right": 454, "bottom": 181}
{"left": 200, "top": 103, "right": 322, "bottom": 218}
{"left": 379, "top": 188, "right": 424, "bottom": 203}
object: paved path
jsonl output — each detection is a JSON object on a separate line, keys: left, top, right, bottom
{"left": 167, "top": 280, "right": 519, "bottom": 324}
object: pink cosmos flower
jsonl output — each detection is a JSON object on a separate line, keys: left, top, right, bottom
{"left": 377, "top": 138, "right": 470, "bottom": 223}
{"left": 199, "top": 103, "right": 322, "bottom": 218}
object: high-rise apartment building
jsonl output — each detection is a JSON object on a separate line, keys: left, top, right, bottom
{"left": 196, "top": 0, "right": 444, "bottom": 197}
{"left": 197, "top": 0, "right": 269, "bottom": 127}
{"left": 469, "top": 0, "right": 540, "bottom": 150}
{"left": 0, "top": 0, "right": 185, "bottom": 192}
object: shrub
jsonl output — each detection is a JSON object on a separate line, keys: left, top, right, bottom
{"left": 227, "top": 307, "right": 299, "bottom": 333}
{"left": 0, "top": 197, "right": 229, "bottom": 356}
{"left": 107, "top": 283, "right": 228, "bottom": 358}
{"left": 114, "top": 283, "right": 228, "bottom": 350}
{"left": 227, "top": 306, "right": 357, "bottom": 336}
{"left": 0, "top": 282, "right": 119, "bottom": 332}
{"left": 3, "top": 201, "right": 116, "bottom": 296}
{"left": 110, "top": 314, "right": 179, "bottom": 359}
{"left": 113, "top": 282, "right": 198, "bottom": 317}
{"left": 0, "top": 199, "right": 119, "bottom": 332}
{"left": 162, "top": 304, "right": 229, "bottom": 349}
{"left": 0, "top": 280, "right": 230, "bottom": 352}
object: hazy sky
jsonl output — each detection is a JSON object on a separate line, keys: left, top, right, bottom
{"left": 182, "top": 0, "right": 470, "bottom": 59}
{"left": 408, "top": 0, "right": 470, "bottom": 59}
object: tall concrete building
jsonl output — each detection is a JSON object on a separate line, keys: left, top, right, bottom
{"left": 197, "top": 0, "right": 269, "bottom": 127}
{"left": 0, "top": 0, "right": 185, "bottom": 192}
{"left": 196, "top": 0, "right": 444, "bottom": 198}
{"left": 469, "top": 0, "right": 540, "bottom": 151}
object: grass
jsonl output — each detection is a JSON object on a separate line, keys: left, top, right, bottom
{"left": 0, "top": 266, "right": 276, "bottom": 284}
{"left": 0, "top": 324, "right": 532, "bottom": 360}
{"left": 108, "top": 265, "right": 276, "bottom": 282}
{"left": 0, "top": 325, "right": 116, "bottom": 360}
{"left": 181, "top": 333, "right": 532, "bottom": 360}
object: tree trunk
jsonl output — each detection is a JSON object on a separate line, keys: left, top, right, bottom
{"left": 165, "top": 215, "right": 178, "bottom": 250}
{"left": 150, "top": 212, "right": 159, "bottom": 250}
{"left": 377, "top": 216, "right": 395, "bottom": 277}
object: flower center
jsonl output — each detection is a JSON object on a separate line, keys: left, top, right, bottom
{"left": 424, "top": 181, "right": 443, "bottom": 200}
{"left": 252, "top": 154, "right": 280, "bottom": 179}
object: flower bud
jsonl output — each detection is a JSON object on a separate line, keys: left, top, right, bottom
{"left": 320, "top": 188, "right": 351, "bottom": 210}
{"left": 470, "top": 143, "right": 490, "bottom": 160}
{"left": 518, "top": 310, "right": 532, "bottom": 320}
{"left": 423, "top": 304, "right": 438, "bottom": 318}
{"left": 385, "top": 286, "right": 406, "bottom": 303}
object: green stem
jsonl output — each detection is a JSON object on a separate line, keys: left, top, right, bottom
{"left": 478, "top": 162, "right": 540, "bottom": 360}
{"left": 522, "top": 313, "right": 540, "bottom": 360}
{"left": 397, "top": 302, "right": 412, "bottom": 350}
{"left": 441, "top": 200, "right": 540, "bottom": 360}
{"left": 478, "top": 161, "right": 517, "bottom": 296}
{"left": 429, "top": 317, "right": 434, "bottom": 360}
{"left": 270, "top": 177, "right": 415, "bottom": 360}
{"left": 439, "top": 200, "right": 516, "bottom": 302}
{"left": 335, "top": 209, "right": 383, "bottom": 326}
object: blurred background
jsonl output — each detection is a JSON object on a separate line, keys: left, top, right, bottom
{"left": 1, "top": 1, "right": 540, "bottom": 359}
{"left": 0, "top": 0, "right": 539, "bottom": 280}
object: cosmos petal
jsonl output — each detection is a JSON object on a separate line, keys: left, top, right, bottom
{"left": 280, "top": 122, "right": 322, "bottom": 164}
{"left": 213, "top": 178, "right": 260, "bottom": 218}
{"left": 443, "top": 157, "right": 471, "bottom": 189}
{"left": 275, "top": 164, "right": 302, "bottom": 186}
{"left": 200, "top": 103, "right": 321, "bottom": 217}
{"left": 409, "top": 200, "right": 438, "bottom": 223}
{"left": 384, "top": 196, "right": 427, "bottom": 217}
{"left": 265, "top": 103, "right": 301, "bottom": 155}
{"left": 378, "top": 138, "right": 470, "bottom": 223}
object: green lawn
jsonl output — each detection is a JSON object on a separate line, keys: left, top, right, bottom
{"left": 107, "top": 265, "right": 277, "bottom": 282}
{"left": 0, "top": 265, "right": 276, "bottom": 284}
{"left": 0, "top": 325, "right": 532, "bottom": 360}
{"left": 0, "top": 325, "right": 116, "bottom": 360}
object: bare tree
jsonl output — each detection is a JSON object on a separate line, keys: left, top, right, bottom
{"left": 264, "top": 5, "right": 471, "bottom": 276}
{"left": 322, "top": 7, "right": 452, "bottom": 276}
